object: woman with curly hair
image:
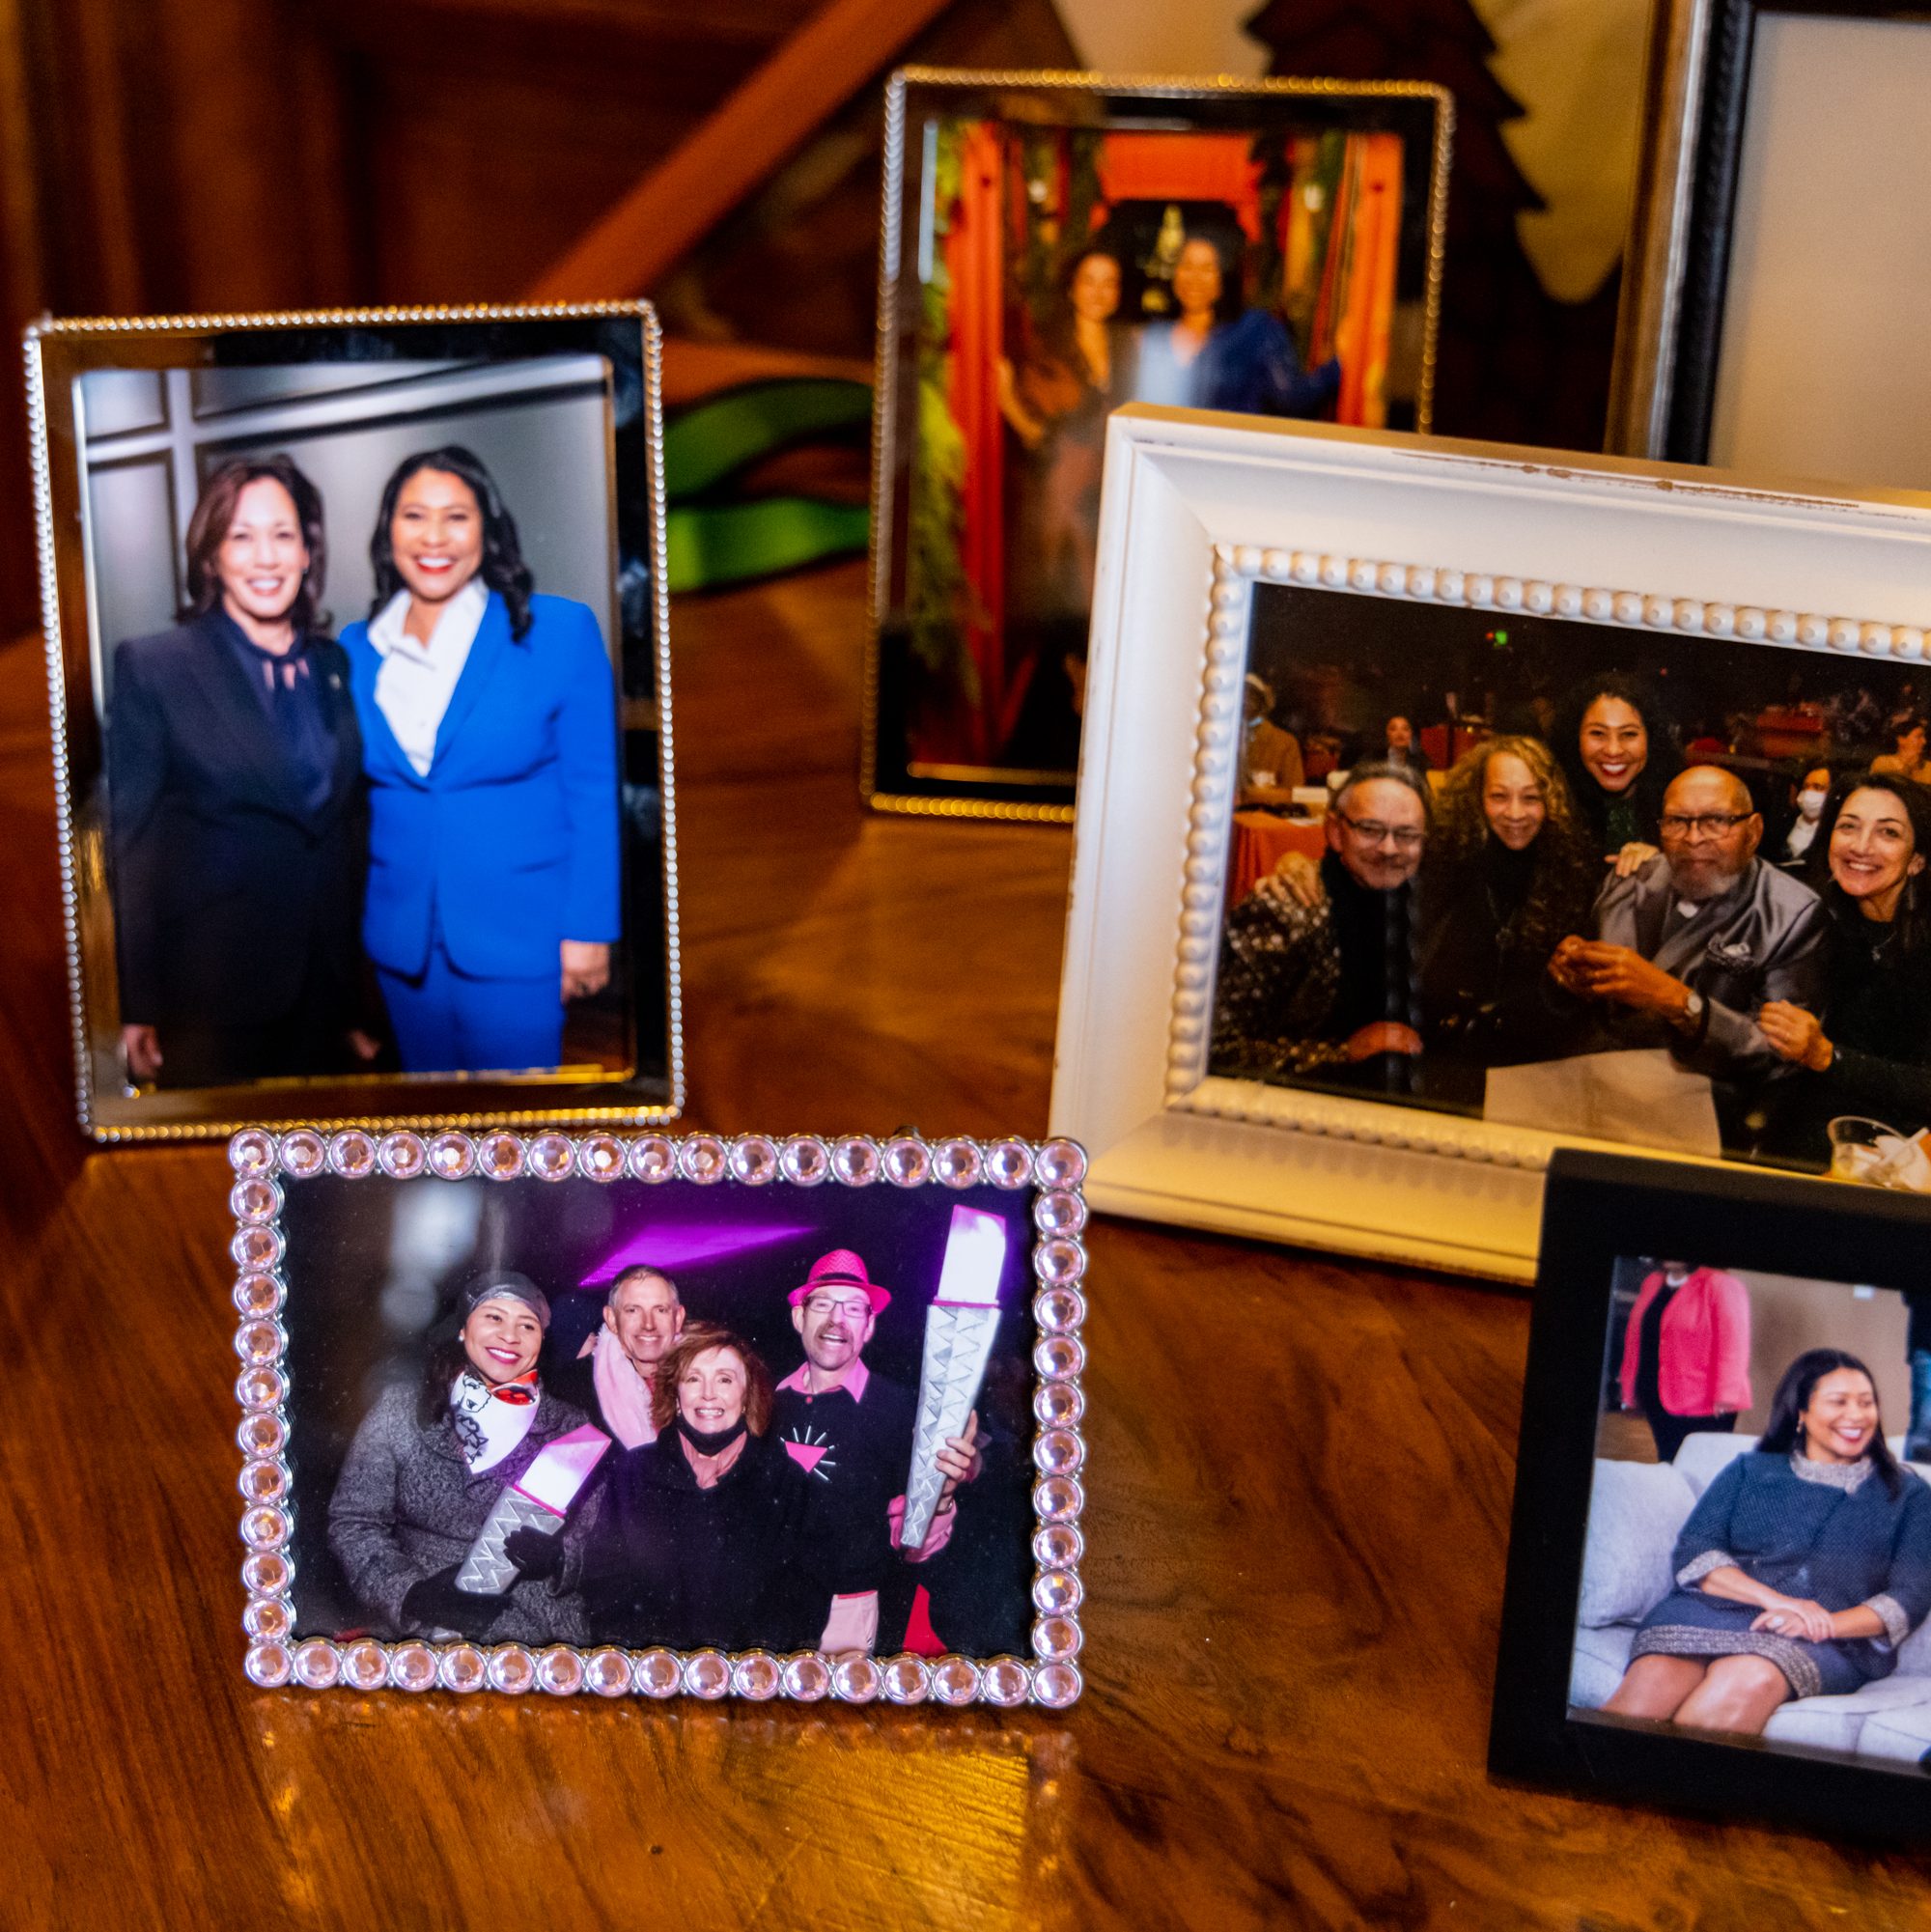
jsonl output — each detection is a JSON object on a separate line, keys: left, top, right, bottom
{"left": 1553, "top": 671, "right": 1681, "bottom": 865}
{"left": 340, "top": 445, "right": 621, "bottom": 1076}
{"left": 1419, "top": 735, "right": 1601, "bottom": 1069}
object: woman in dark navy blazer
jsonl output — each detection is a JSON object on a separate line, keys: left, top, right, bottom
{"left": 107, "top": 455, "right": 368, "bottom": 1089}
{"left": 340, "top": 446, "right": 621, "bottom": 1076}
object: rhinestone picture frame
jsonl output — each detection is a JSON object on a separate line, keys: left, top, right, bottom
{"left": 229, "top": 1126, "right": 1088, "bottom": 1708}
{"left": 1052, "top": 404, "right": 1931, "bottom": 1281}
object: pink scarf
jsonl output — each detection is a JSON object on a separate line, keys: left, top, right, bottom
{"left": 590, "top": 1326, "right": 658, "bottom": 1449}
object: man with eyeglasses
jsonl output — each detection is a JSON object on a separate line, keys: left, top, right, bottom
{"left": 1548, "top": 765, "right": 1829, "bottom": 1123}
{"left": 772, "top": 1250, "right": 980, "bottom": 1655}
{"left": 1212, "top": 760, "right": 1429, "bottom": 1083}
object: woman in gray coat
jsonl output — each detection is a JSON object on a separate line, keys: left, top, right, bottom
{"left": 328, "top": 1272, "right": 597, "bottom": 1643}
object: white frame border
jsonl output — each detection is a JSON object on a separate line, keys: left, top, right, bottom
{"left": 227, "top": 1126, "right": 1088, "bottom": 1709}
{"left": 1050, "top": 405, "right": 1931, "bottom": 1282}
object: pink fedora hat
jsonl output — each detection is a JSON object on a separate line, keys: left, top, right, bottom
{"left": 788, "top": 1248, "right": 891, "bottom": 1313}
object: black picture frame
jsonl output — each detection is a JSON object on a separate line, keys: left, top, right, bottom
{"left": 1609, "top": 0, "right": 1931, "bottom": 468}
{"left": 1490, "top": 1148, "right": 1931, "bottom": 1843}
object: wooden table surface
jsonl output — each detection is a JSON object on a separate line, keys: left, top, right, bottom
{"left": 6, "top": 555, "right": 1931, "bottom": 1928}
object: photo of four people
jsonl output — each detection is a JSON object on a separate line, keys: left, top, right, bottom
{"left": 1211, "top": 581, "right": 1931, "bottom": 1175}
{"left": 291, "top": 1177, "right": 1038, "bottom": 1661}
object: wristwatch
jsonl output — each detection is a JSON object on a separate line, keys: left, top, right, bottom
{"left": 1674, "top": 988, "right": 1706, "bottom": 1034}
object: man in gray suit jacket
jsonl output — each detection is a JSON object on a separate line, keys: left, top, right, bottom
{"left": 1548, "top": 766, "right": 1831, "bottom": 1128}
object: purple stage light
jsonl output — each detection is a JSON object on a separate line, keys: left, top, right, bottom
{"left": 580, "top": 1219, "right": 819, "bottom": 1286}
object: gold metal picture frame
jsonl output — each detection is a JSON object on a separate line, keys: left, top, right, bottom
{"left": 27, "top": 301, "right": 683, "bottom": 1141}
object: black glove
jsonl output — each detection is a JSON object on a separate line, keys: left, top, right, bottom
{"left": 503, "top": 1526, "right": 564, "bottom": 1581}
{"left": 400, "top": 1563, "right": 508, "bottom": 1638}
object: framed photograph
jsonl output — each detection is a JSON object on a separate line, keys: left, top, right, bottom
{"left": 226, "top": 1123, "right": 1089, "bottom": 1707}
{"left": 1608, "top": 0, "right": 1931, "bottom": 487}
{"left": 863, "top": 68, "right": 1450, "bottom": 823}
{"left": 1050, "top": 405, "right": 1931, "bottom": 1282}
{"left": 1492, "top": 1150, "right": 1931, "bottom": 1841}
{"left": 27, "top": 303, "right": 682, "bottom": 1141}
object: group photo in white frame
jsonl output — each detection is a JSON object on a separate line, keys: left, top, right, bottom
{"left": 1050, "top": 406, "right": 1931, "bottom": 1281}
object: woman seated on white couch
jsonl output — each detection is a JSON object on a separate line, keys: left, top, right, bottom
{"left": 1603, "top": 1348, "right": 1931, "bottom": 1736}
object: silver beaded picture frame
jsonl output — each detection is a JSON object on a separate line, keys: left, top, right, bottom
{"left": 228, "top": 1125, "right": 1088, "bottom": 1708}
{"left": 28, "top": 303, "right": 683, "bottom": 1143}
{"left": 1052, "top": 405, "right": 1931, "bottom": 1282}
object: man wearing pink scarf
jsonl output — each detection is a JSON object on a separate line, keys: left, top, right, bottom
{"left": 568, "top": 1266, "right": 686, "bottom": 1449}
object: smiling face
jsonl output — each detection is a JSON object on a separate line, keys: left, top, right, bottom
{"left": 1173, "top": 238, "right": 1223, "bottom": 321}
{"left": 677, "top": 1346, "right": 748, "bottom": 1435}
{"left": 461, "top": 1295, "right": 544, "bottom": 1385}
{"left": 1829, "top": 785, "right": 1923, "bottom": 920}
{"left": 213, "top": 477, "right": 309, "bottom": 630}
{"left": 604, "top": 1273, "right": 685, "bottom": 1374}
{"left": 1799, "top": 1366, "right": 1880, "bottom": 1464}
{"left": 1071, "top": 253, "right": 1121, "bottom": 324}
{"left": 1578, "top": 694, "right": 1649, "bottom": 795}
{"left": 1327, "top": 775, "right": 1426, "bottom": 890}
{"left": 792, "top": 1287, "right": 877, "bottom": 1377}
{"left": 390, "top": 467, "right": 485, "bottom": 606}
{"left": 1482, "top": 749, "right": 1547, "bottom": 852}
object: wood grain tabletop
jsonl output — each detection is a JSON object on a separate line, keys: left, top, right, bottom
{"left": 6, "top": 550, "right": 1930, "bottom": 1928}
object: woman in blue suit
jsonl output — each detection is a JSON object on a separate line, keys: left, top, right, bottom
{"left": 340, "top": 446, "right": 621, "bottom": 1076}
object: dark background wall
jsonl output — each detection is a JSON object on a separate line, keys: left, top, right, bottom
{"left": 0, "top": 0, "right": 1624, "bottom": 639}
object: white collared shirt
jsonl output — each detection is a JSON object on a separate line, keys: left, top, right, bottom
{"left": 368, "top": 578, "right": 489, "bottom": 776}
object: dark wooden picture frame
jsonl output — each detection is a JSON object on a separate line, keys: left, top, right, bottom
{"left": 1609, "top": 0, "right": 1931, "bottom": 472}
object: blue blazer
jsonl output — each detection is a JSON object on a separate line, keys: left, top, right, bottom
{"left": 341, "top": 590, "right": 621, "bottom": 982}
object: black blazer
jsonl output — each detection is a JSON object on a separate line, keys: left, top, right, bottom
{"left": 107, "top": 614, "right": 366, "bottom": 1031}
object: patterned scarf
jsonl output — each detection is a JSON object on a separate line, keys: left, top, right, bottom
{"left": 450, "top": 1368, "right": 540, "bottom": 1472}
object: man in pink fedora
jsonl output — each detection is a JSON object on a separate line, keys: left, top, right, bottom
{"left": 773, "top": 1248, "right": 979, "bottom": 1654}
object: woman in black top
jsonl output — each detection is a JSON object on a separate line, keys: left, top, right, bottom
{"left": 1418, "top": 734, "right": 1600, "bottom": 1075}
{"left": 581, "top": 1325, "right": 830, "bottom": 1652}
{"left": 1552, "top": 671, "right": 1680, "bottom": 867}
{"left": 1759, "top": 772, "right": 1931, "bottom": 1161}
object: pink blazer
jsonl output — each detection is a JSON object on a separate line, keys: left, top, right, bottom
{"left": 1619, "top": 1268, "right": 1753, "bottom": 1417}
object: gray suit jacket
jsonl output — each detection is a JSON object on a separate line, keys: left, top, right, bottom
{"left": 327, "top": 1382, "right": 595, "bottom": 1644}
{"left": 1584, "top": 854, "right": 1830, "bottom": 1080}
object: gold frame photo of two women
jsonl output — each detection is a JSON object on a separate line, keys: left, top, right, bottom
{"left": 862, "top": 70, "right": 1451, "bottom": 822}
{"left": 227, "top": 1125, "right": 1089, "bottom": 1708}
{"left": 27, "top": 304, "right": 681, "bottom": 1142}
{"left": 1494, "top": 1152, "right": 1931, "bottom": 1842}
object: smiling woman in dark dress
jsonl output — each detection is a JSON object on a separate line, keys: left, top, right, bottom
{"left": 1603, "top": 1349, "right": 1931, "bottom": 1734}
{"left": 1418, "top": 734, "right": 1598, "bottom": 1069}
{"left": 107, "top": 454, "right": 368, "bottom": 1089}
{"left": 580, "top": 1326, "right": 831, "bottom": 1652}
{"left": 1759, "top": 772, "right": 1931, "bottom": 1162}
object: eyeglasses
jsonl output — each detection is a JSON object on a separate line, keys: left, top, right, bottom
{"left": 1333, "top": 811, "right": 1425, "bottom": 850}
{"left": 1660, "top": 811, "right": 1752, "bottom": 839}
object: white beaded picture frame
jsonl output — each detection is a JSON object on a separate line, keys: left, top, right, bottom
{"left": 1051, "top": 405, "right": 1931, "bottom": 1281}
{"left": 227, "top": 1126, "right": 1088, "bottom": 1708}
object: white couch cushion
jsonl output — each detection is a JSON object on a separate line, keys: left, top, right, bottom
{"left": 1579, "top": 1458, "right": 1696, "bottom": 1628}
{"left": 1671, "top": 1431, "right": 1756, "bottom": 1498}
{"left": 1568, "top": 1621, "right": 1634, "bottom": 1709}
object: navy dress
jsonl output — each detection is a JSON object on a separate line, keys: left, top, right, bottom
{"left": 1632, "top": 1450, "right": 1931, "bottom": 1699}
